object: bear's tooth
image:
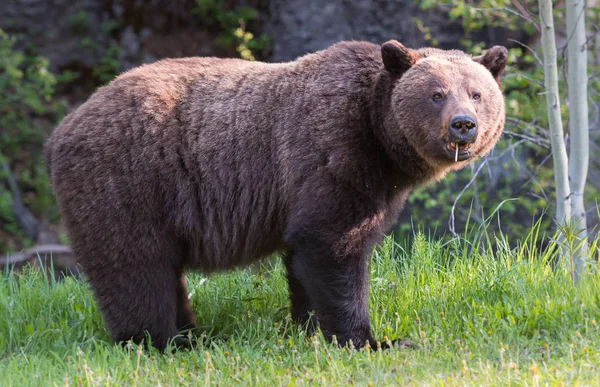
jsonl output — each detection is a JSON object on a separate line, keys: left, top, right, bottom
{"left": 455, "top": 146, "right": 459, "bottom": 162}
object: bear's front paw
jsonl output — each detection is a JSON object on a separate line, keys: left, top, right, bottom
{"left": 365, "top": 338, "right": 417, "bottom": 351}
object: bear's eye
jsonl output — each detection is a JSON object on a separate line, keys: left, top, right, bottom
{"left": 432, "top": 93, "right": 443, "bottom": 102}
{"left": 472, "top": 92, "right": 481, "bottom": 101}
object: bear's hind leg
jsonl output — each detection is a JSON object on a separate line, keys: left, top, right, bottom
{"left": 83, "top": 250, "right": 182, "bottom": 351}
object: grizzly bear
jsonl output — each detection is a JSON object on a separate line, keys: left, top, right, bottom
{"left": 45, "top": 40, "right": 507, "bottom": 350}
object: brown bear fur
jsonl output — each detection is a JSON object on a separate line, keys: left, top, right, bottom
{"left": 45, "top": 40, "right": 507, "bottom": 350}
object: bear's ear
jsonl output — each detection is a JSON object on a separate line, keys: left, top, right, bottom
{"left": 473, "top": 46, "right": 508, "bottom": 82}
{"left": 381, "top": 40, "right": 419, "bottom": 77}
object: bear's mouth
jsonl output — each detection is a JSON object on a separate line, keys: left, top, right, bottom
{"left": 446, "top": 141, "right": 473, "bottom": 162}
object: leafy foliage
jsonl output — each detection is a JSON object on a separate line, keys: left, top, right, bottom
{"left": 193, "top": 0, "right": 269, "bottom": 60}
{"left": 0, "top": 29, "right": 65, "bottom": 251}
{"left": 69, "top": 11, "right": 123, "bottom": 85}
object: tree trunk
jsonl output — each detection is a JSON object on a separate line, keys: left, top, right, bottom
{"left": 538, "top": 0, "right": 571, "bottom": 228}
{"left": 565, "top": 0, "right": 589, "bottom": 283}
{"left": 538, "top": 0, "right": 573, "bottom": 274}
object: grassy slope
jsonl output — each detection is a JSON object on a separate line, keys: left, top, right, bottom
{"left": 1, "top": 232, "right": 599, "bottom": 386}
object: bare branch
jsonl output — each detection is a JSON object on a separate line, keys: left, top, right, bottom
{"left": 503, "top": 130, "right": 550, "bottom": 148}
{"left": 448, "top": 139, "right": 528, "bottom": 237}
{"left": 2, "top": 244, "right": 73, "bottom": 266}
{"left": 504, "top": 72, "right": 545, "bottom": 88}
{"left": 469, "top": 6, "right": 541, "bottom": 32}
{"left": 448, "top": 159, "right": 489, "bottom": 237}
{"left": 505, "top": 117, "right": 550, "bottom": 137}
{"left": 520, "top": 152, "right": 553, "bottom": 201}
{"left": 511, "top": 0, "right": 536, "bottom": 18}
{"left": 507, "top": 38, "right": 543, "bottom": 66}
{"left": 0, "top": 158, "right": 39, "bottom": 239}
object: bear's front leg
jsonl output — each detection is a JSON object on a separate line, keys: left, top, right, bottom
{"left": 286, "top": 244, "right": 376, "bottom": 348}
{"left": 284, "top": 254, "right": 318, "bottom": 335}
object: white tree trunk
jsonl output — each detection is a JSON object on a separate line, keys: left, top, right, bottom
{"left": 566, "top": 0, "right": 589, "bottom": 283}
{"left": 538, "top": 0, "right": 571, "bottom": 228}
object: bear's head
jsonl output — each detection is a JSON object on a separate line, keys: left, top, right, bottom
{"left": 380, "top": 40, "right": 508, "bottom": 175}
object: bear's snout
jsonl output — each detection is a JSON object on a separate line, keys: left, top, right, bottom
{"left": 449, "top": 115, "right": 478, "bottom": 144}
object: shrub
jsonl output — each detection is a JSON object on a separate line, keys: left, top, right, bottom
{"left": 0, "top": 29, "right": 65, "bottom": 252}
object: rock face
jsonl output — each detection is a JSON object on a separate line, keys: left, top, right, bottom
{"left": 0, "top": 0, "right": 225, "bottom": 74}
{"left": 0, "top": 0, "right": 512, "bottom": 73}
{"left": 265, "top": 0, "right": 433, "bottom": 61}
{"left": 0, "top": 0, "right": 110, "bottom": 71}
{"left": 263, "top": 0, "right": 508, "bottom": 62}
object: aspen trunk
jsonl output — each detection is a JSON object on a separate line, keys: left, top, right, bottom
{"left": 565, "top": 0, "right": 589, "bottom": 283}
{"left": 538, "top": 0, "right": 571, "bottom": 230}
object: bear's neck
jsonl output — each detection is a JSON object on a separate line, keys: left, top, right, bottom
{"left": 368, "top": 73, "right": 436, "bottom": 187}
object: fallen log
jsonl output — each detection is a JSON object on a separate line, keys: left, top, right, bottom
{"left": 2, "top": 244, "right": 81, "bottom": 279}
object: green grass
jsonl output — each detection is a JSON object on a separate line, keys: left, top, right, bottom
{"left": 1, "top": 231, "right": 600, "bottom": 386}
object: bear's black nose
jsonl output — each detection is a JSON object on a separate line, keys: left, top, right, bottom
{"left": 449, "top": 115, "right": 478, "bottom": 143}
